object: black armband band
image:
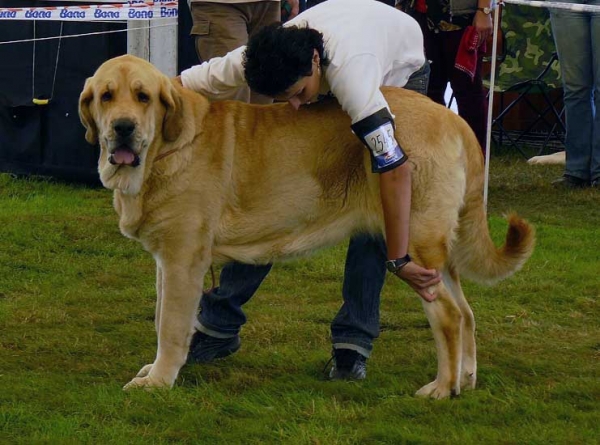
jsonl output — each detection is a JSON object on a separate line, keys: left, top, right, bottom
{"left": 351, "top": 108, "right": 408, "bottom": 173}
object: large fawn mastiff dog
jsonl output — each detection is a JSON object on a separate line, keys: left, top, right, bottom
{"left": 79, "top": 55, "right": 535, "bottom": 399}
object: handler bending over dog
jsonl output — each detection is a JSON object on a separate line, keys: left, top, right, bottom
{"left": 179, "top": 0, "right": 441, "bottom": 379}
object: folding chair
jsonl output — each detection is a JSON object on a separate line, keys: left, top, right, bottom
{"left": 485, "top": 4, "right": 565, "bottom": 159}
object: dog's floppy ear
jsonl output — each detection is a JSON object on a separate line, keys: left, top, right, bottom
{"left": 160, "top": 77, "right": 184, "bottom": 142}
{"left": 78, "top": 78, "right": 98, "bottom": 145}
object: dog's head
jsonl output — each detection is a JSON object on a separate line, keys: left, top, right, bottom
{"left": 79, "top": 54, "right": 183, "bottom": 194}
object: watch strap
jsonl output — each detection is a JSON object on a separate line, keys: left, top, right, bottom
{"left": 385, "top": 254, "right": 411, "bottom": 273}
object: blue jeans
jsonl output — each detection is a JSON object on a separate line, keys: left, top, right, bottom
{"left": 550, "top": 0, "right": 600, "bottom": 182}
{"left": 198, "top": 63, "right": 430, "bottom": 357}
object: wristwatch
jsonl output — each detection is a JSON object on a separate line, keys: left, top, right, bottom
{"left": 477, "top": 6, "right": 492, "bottom": 14}
{"left": 385, "top": 254, "right": 411, "bottom": 274}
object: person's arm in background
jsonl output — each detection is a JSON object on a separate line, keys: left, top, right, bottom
{"left": 473, "top": 0, "right": 493, "bottom": 43}
{"left": 179, "top": 46, "right": 247, "bottom": 99}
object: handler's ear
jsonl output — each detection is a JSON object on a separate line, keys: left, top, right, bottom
{"left": 160, "top": 77, "right": 184, "bottom": 142}
{"left": 78, "top": 78, "right": 98, "bottom": 145}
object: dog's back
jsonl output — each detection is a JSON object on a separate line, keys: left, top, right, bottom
{"left": 195, "top": 89, "right": 458, "bottom": 265}
{"left": 190, "top": 86, "right": 533, "bottom": 282}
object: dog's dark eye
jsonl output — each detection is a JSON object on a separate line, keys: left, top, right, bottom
{"left": 138, "top": 92, "right": 150, "bottom": 103}
{"left": 101, "top": 91, "right": 112, "bottom": 102}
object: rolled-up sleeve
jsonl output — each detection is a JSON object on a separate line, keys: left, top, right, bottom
{"left": 180, "top": 46, "right": 247, "bottom": 100}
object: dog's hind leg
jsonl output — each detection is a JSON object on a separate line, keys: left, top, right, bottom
{"left": 415, "top": 279, "right": 463, "bottom": 399}
{"left": 407, "top": 206, "right": 463, "bottom": 399}
{"left": 443, "top": 266, "right": 477, "bottom": 392}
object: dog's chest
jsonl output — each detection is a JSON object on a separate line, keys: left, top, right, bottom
{"left": 114, "top": 194, "right": 145, "bottom": 240}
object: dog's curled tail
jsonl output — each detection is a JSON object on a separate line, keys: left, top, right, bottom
{"left": 451, "top": 196, "right": 535, "bottom": 284}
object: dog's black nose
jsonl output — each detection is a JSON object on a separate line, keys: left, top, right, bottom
{"left": 113, "top": 119, "right": 135, "bottom": 138}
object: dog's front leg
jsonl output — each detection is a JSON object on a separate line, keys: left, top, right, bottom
{"left": 131, "top": 264, "right": 166, "bottom": 381}
{"left": 155, "top": 263, "right": 164, "bottom": 334}
{"left": 124, "top": 250, "right": 210, "bottom": 390}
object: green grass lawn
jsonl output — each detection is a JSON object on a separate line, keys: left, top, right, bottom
{"left": 0, "top": 152, "right": 598, "bottom": 444}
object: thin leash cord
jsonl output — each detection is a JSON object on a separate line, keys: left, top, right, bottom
{"left": 202, "top": 266, "right": 217, "bottom": 295}
{"left": 322, "top": 355, "right": 334, "bottom": 375}
{"left": 153, "top": 147, "right": 179, "bottom": 162}
{"left": 0, "top": 22, "right": 176, "bottom": 46}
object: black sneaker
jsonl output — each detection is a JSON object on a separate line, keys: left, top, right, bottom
{"left": 187, "top": 331, "right": 241, "bottom": 364}
{"left": 552, "top": 175, "right": 590, "bottom": 189}
{"left": 327, "top": 348, "right": 368, "bottom": 381}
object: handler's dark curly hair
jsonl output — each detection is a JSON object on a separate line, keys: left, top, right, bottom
{"left": 243, "top": 23, "right": 329, "bottom": 97}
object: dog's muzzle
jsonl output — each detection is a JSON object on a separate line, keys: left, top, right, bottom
{"left": 109, "top": 118, "right": 140, "bottom": 167}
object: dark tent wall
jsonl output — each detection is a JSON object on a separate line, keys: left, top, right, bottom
{"left": 0, "top": 1, "right": 126, "bottom": 184}
{"left": 0, "top": 0, "right": 196, "bottom": 184}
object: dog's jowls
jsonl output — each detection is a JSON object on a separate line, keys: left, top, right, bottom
{"left": 79, "top": 55, "right": 535, "bottom": 399}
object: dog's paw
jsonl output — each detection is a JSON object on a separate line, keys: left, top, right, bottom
{"left": 415, "top": 380, "right": 459, "bottom": 399}
{"left": 123, "top": 363, "right": 172, "bottom": 391}
{"left": 460, "top": 371, "right": 477, "bottom": 391}
{"left": 135, "top": 363, "right": 154, "bottom": 378}
{"left": 123, "top": 373, "right": 171, "bottom": 391}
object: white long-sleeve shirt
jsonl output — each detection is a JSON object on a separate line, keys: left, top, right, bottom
{"left": 181, "top": 0, "right": 425, "bottom": 123}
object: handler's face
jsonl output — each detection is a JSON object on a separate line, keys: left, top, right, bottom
{"left": 274, "top": 50, "right": 321, "bottom": 110}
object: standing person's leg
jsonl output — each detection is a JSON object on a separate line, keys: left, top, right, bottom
{"left": 551, "top": 6, "right": 594, "bottom": 184}
{"left": 446, "top": 28, "right": 488, "bottom": 151}
{"left": 328, "top": 63, "right": 430, "bottom": 380}
{"left": 189, "top": 2, "right": 252, "bottom": 101}
{"left": 415, "top": 13, "right": 450, "bottom": 106}
{"left": 245, "top": 1, "right": 281, "bottom": 104}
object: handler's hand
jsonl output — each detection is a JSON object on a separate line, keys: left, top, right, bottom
{"left": 473, "top": 10, "right": 493, "bottom": 44}
{"left": 395, "top": 262, "right": 441, "bottom": 302}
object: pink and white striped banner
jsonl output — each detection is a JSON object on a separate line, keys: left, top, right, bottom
{"left": 0, "top": 0, "right": 178, "bottom": 22}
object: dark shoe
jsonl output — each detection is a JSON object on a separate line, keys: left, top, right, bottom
{"left": 327, "top": 348, "right": 367, "bottom": 381}
{"left": 552, "top": 175, "right": 590, "bottom": 189}
{"left": 187, "top": 331, "right": 241, "bottom": 364}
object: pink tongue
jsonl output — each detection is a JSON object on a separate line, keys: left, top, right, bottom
{"left": 113, "top": 148, "right": 135, "bottom": 165}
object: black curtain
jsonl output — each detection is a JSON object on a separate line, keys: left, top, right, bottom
{"left": 0, "top": 1, "right": 126, "bottom": 184}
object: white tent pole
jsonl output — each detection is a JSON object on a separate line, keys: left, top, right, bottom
{"left": 127, "top": 1, "right": 178, "bottom": 77}
{"left": 483, "top": 3, "right": 502, "bottom": 209}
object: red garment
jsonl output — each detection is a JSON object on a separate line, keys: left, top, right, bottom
{"left": 454, "top": 26, "right": 485, "bottom": 81}
{"left": 415, "top": 0, "right": 427, "bottom": 13}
